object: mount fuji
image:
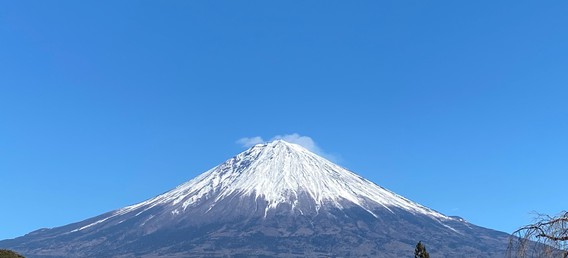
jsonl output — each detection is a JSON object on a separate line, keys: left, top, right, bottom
{"left": 0, "top": 140, "right": 509, "bottom": 257}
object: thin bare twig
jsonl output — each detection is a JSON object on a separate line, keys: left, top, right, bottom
{"left": 508, "top": 211, "right": 568, "bottom": 258}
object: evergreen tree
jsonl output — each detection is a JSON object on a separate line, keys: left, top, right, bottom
{"left": 414, "top": 241, "right": 430, "bottom": 258}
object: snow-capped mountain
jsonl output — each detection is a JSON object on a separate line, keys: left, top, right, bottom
{"left": 0, "top": 140, "right": 509, "bottom": 257}
{"left": 115, "top": 140, "right": 446, "bottom": 221}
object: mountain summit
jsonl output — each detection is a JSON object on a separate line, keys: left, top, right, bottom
{"left": 0, "top": 140, "right": 509, "bottom": 257}
{"left": 120, "top": 140, "right": 446, "bottom": 221}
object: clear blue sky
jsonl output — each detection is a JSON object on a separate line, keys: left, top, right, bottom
{"left": 1, "top": 1, "right": 567, "bottom": 240}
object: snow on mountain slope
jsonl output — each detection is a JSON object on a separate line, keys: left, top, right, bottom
{"left": 72, "top": 140, "right": 450, "bottom": 234}
{"left": 3, "top": 140, "right": 512, "bottom": 258}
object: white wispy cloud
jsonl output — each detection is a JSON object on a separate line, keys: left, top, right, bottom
{"left": 270, "top": 133, "right": 320, "bottom": 153}
{"left": 236, "top": 136, "right": 264, "bottom": 148}
{"left": 236, "top": 133, "right": 338, "bottom": 162}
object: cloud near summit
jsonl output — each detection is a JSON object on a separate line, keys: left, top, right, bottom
{"left": 236, "top": 136, "right": 264, "bottom": 148}
{"left": 236, "top": 134, "right": 337, "bottom": 162}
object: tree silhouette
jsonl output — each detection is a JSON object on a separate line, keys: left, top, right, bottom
{"left": 509, "top": 211, "right": 568, "bottom": 258}
{"left": 414, "top": 241, "right": 430, "bottom": 258}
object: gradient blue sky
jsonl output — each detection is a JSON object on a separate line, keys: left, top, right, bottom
{"left": 1, "top": 1, "right": 567, "bottom": 240}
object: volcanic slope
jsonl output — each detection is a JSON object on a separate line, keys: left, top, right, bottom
{"left": 0, "top": 140, "right": 509, "bottom": 257}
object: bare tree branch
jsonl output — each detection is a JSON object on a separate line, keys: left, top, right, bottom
{"left": 508, "top": 211, "right": 568, "bottom": 258}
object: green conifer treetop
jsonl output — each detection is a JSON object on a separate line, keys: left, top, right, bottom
{"left": 415, "top": 241, "right": 430, "bottom": 258}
